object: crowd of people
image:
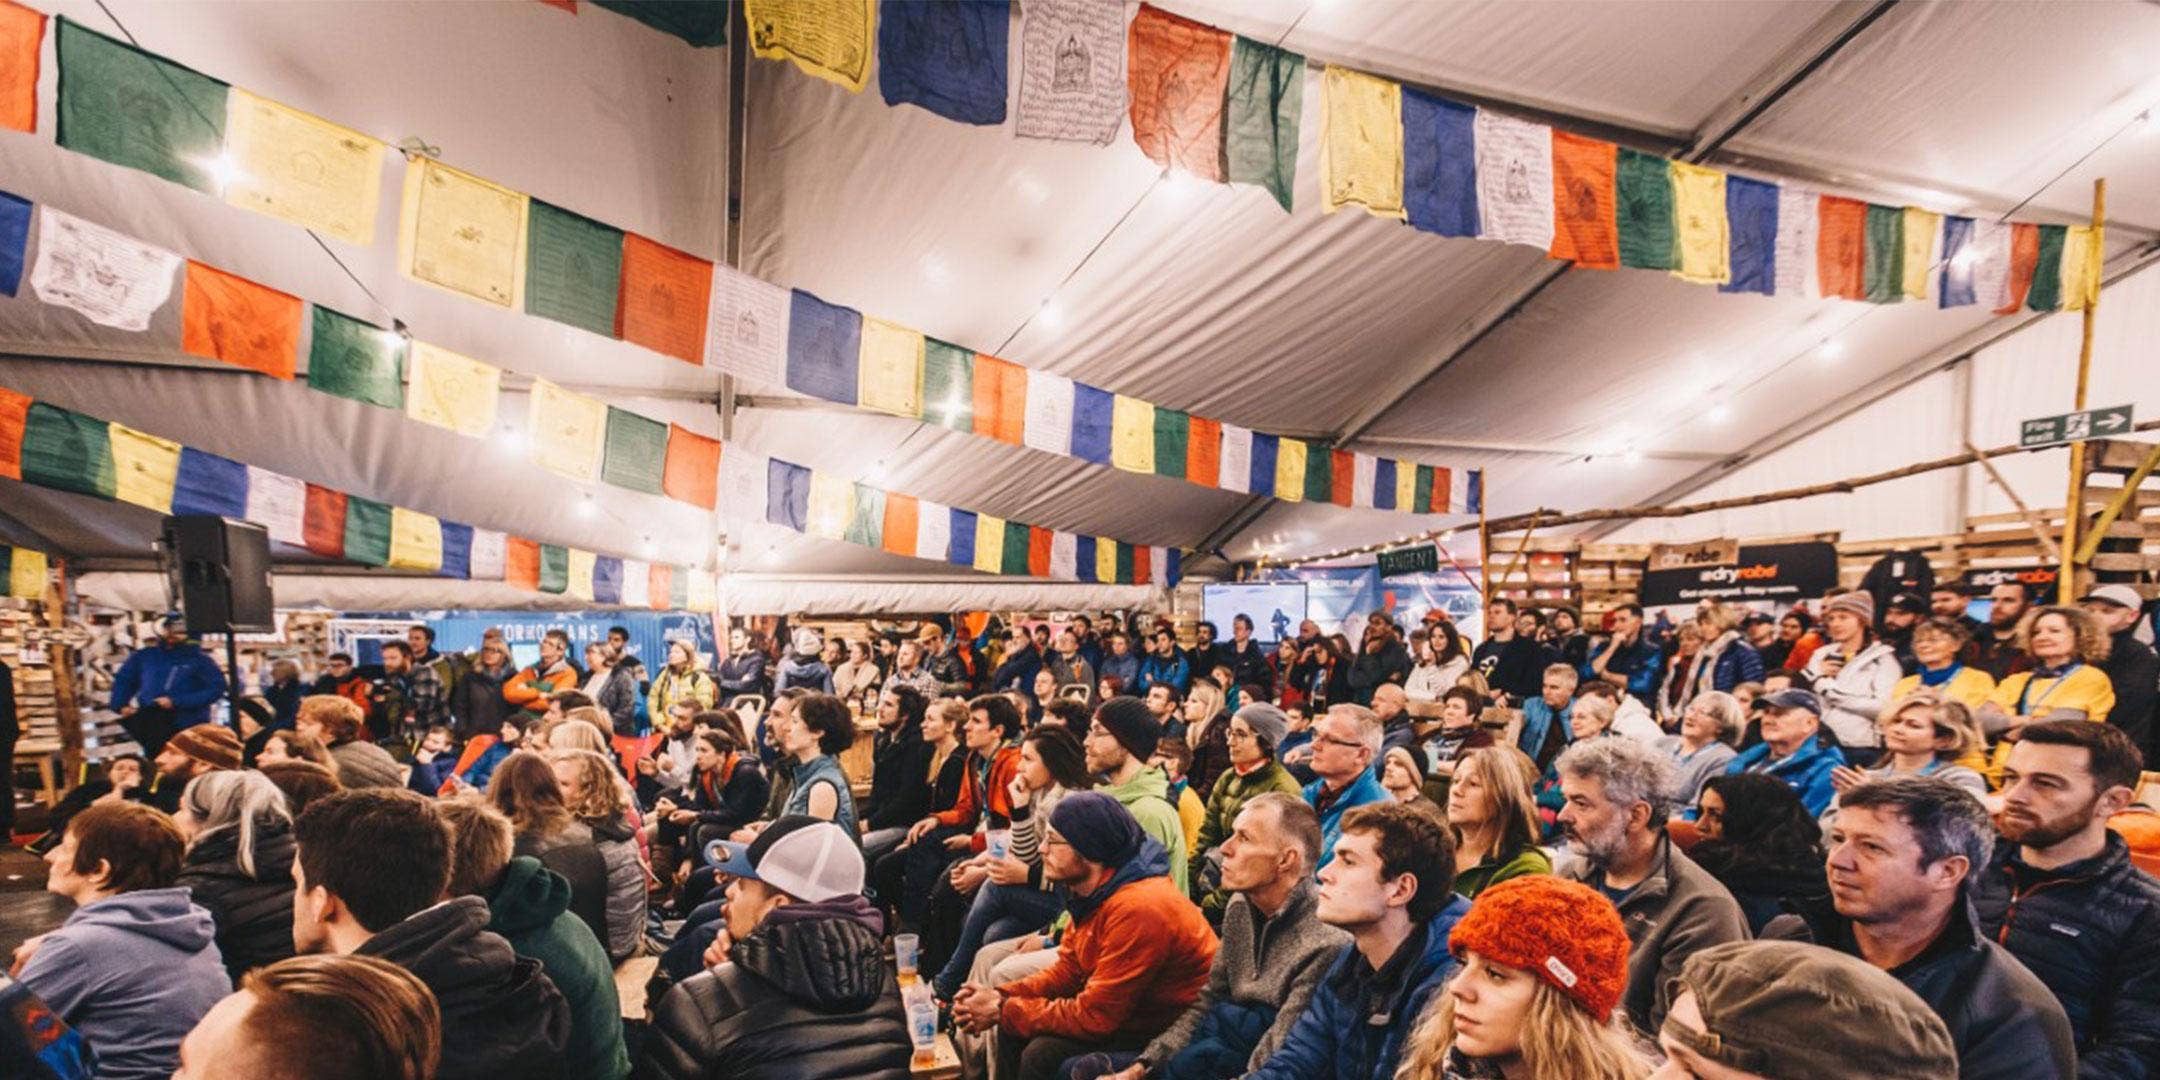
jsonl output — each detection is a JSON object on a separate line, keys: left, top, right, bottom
{"left": 8, "top": 583, "right": 2158, "bottom": 1079}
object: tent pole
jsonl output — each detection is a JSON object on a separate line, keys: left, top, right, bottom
{"left": 1477, "top": 500, "right": 1491, "bottom": 604}
{"left": 2060, "top": 177, "right": 2106, "bottom": 603}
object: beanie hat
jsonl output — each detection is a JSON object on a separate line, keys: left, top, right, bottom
{"left": 1447, "top": 876, "right": 1629, "bottom": 1022}
{"left": 1234, "top": 702, "right": 1288, "bottom": 753}
{"left": 1667, "top": 941, "right": 1956, "bottom": 1080}
{"left": 167, "top": 723, "right": 243, "bottom": 772}
{"left": 1822, "top": 591, "right": 1874, "bottom": 624}
{"left": 1094, "top": 695, "right": 1162, "bottom": 764}
{"left": 1048, "top": 791, "right": 1145, "bottom": 867}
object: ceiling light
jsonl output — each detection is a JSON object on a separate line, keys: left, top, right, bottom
{"left": 1035, "top": 300, "right": 1064, "bottom": 332}
{"left": 1707, "top": 404, "right": 1732, "bottom": 424}
{"left": 1818, "top": 340, "right": 1846, "bottom": 362}
{"left": 1623, "top": 449, "right": 1644, "bottom": 465}
{"left": 577, "top": 494, "right": 597, "bottom": 517}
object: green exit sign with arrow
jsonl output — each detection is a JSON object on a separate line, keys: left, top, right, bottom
{"left": 2020, "top": 405, "right": 2133, "bottom": 450}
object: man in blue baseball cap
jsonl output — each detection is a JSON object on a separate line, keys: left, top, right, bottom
{"left": 1721, "top": 688, "right": 1848, "bottom": 816}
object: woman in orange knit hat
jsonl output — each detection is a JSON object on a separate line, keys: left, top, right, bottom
{"left": 1395, "top": 875, "right": 1652, "bottom": 1079}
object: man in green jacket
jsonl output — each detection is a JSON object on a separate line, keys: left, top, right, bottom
{"left": 1085, "top": 697, "right": 1189, "bottom": 892}
{"left": 1192, "top": 704, "right": 1304, "bottom": 919}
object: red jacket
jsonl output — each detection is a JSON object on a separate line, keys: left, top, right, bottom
{"left": 934, "top": 743, "right": 1020, "bottom": 852}
{"left": 998, "top": 871, "right": 1216, "bottom": 1043}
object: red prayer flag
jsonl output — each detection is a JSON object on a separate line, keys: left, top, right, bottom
{"left": 1816, "top": 196, "right": 1868, "bottom": 301}
{"left": 616, "top": 233, "right": 714, "bottom": 365}
{"left": 882, "top": 494, "right": 919, "bottom": 557}
{"left": 1330, "top": 450, "right": 1355, "bottom": 508}
{"left": 661, "top": 423, "right": 722, "bottom": 509}
{"left": 646, "top": 563, "right": 672, "bottom": 610}
{"left": 505, "top": 538, "right": 541, "bottom": 590}
{"left": 1429, "top": 467, "right": 1452, "bottom": 513}
{"left": 1996, "top": 223, "right": 2040, "bottom": 315}
{"left": 1185, "top": 416, "right": 1221, "bottom": 487}
{"left": 302, "top": 485, "right": 347, "bottom": 558}
{"left": 1132, "top": 544, "right": 1152, "bottom": 585}
{"left": 971, "top": 354, "right": 1028, "bottom": 446}
{"left": 1127, "top": 5, "right": 1231, "bottom": 182}
{"left": 0, "top": 1, "right": 42, "bottom": 134}
{"left": 0, "top": 386, "right": 28, "bottom": 480}
{"left": 538, "top": 0, "right": 577, "bottom": 10}
{"left": 1549, "top": 131, "right": 1618, "bottom": 269}
{"left": 181, "top": 262, "right": 302, "bottom": 379}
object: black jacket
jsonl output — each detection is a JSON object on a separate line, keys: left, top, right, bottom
{"left": 357, "top": 895, "right": 572, "bottom": 1080}
{"left": 452, "top": 660, "right": 516, "bottom": 740}
{"left": 518, "top": 828, "right": 610, "bottom": 953}
{"left": 177, "top": 821, "right": 297, "bottom": 982}
{"left": 1471, "top": 637, "right": 1548, "bottom": 702}
{"left": 1217, "top": 639, "right": 1273, "bottom": 694}
{"left": 1348, "top": 639, "right": 1412, "bottom": 704}
{"left": 1972, "top": 833, "right": 2160, "bottom": 1078}
{"left": 865, "top": 724, "right": 933, "bottom": 832}
{"left": 2103, "top": 630, "right": 2159, "bottom": 760}
{"left": 642, "top": 897, "right": 911, "bottom": 1080}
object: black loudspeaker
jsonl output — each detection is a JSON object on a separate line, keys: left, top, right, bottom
{"left": 160, "top": 515, "right": 275, "bottom": 634}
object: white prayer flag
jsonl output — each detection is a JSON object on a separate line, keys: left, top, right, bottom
{"left": 1022, "top": 369, "right": 1075, "bottom": 456}
{"left": 1966, "top": 220, "right": 2014, "bottom": 311}
{"left": 717, "top": 449, "right": 769, "bottom": 531}
{"left": 467, "top": 529, "right": 508, "bottom": 581}
{"left": 621, "top": 560, "right": 652, "bottom": 608}
{"left": 1473, "top": 111, "right": 1555, "bottom": 250}
{"left": 1016, "top": 0, "right": 1126, "bottom": 145}
{"left": 1049, "top": 531, "right": 1079, "bottom": 581}
{"left": 243, "top": 467, "right": 307, "bottom": 546}
{"left": 30, "top": 206, "right": 181, "bottom": 331}
{"left": 915, "top": 499, "right": 951, "bottom": 562}
{"left": 1149, "top": 547, "right": 1170, "bottom": 587}
{"left": 705, "top": 265, "right": 791, "bottom": 387}
{"left": 1352, "top": 453, "right": 1378, "bottom": 509}
{"left": 1217, "top": 423, "right": 1253, "bottom": 494}
{"left": 1773, "top": 186, "right": 1819, "bottom": 299}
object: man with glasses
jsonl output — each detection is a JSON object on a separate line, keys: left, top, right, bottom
{"left": 1085, "top": 697, "right": 1190, "bottom": 891}
{"left": 1300, "top": 704, "right": 1389, "bottom": 869}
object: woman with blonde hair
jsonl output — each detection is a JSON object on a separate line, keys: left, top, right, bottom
{"left": 1445, "top": 746, "right": 1552, "bottom": 898}
{"left": 548, "top": 748, "right": 649, "bottom": 961}
{"left": 1685, "top": 601, "right": 1764, "bottom": 700}
{"left": 1396, "top": 875, "right": 1651, "bottom": 1079}
{"left": 1182, "top": 677, "right": 1232, "bottom": 796}
{"left": 1979, "top": 604, "right": 2115, "bottom": 779}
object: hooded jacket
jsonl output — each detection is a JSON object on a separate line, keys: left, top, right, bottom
{"left": 483, "top": 856, "right": 629, "bottom": 1080}
{"left": 356, "top": 895, "right": 573, "bottom": 1080}
{"left": 503, "top": 659, "right": 579, "bottom": 713}
{"left": 1100, "top": 763, "right": 1191, "bottom": 892}
{"left": 16, "top": 887, "right": 230, "bottom": 1080}
{"left": 108, "top": 640, "right": 225, "bottom": 729}
{"left": 176, "top": 820, "right": 297, "bottom": 981}
{"left": 1246, "top": 894, "right": 1473, "bottom": 1080}
{"left": 585, "top": 815, "right": 650, "bottom": 961}
{"left": 643, "top": 895, "right": 911, "bottom": 1080}
{"left": 1724, "top": 736, "right": 1848, "bottom": 817}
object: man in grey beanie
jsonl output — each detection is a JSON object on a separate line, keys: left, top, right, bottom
{"left": 1190, "top": 704, "right": 1305, "bottom": 921}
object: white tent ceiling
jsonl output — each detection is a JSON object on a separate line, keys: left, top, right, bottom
{"left": 1, "top": 0, "right": 2156, "bottom": 611}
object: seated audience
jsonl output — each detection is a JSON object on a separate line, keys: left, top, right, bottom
{"left": 1979, "top": 605, "right": 2116, "bottom": 780}
{"left": 548, "top": 748, "right": 650, "bottom": 962}
{"left": 870, "top": 698, "right": 968, "bottom": 930}
{"left": 257, "top": 759, "right": 342, "bottom": 818}
{"left": 650, "top": 728, "right": 769, "bottom": 882}
{"left": 174, "top": 770, "right": 296, "bottom": 981}
{"left": 1719, "top": 688, "right": 1847, "bottom": 817}
{"left": 1301, "top": 704, "right": 1391, "bottom": 868}
{"left": 775, "top": 692, "right": 861, "bottom": 832}
{"left": 1152, "top": 738, "right": 1208, "bottom": 854}
{"left": 1656, "top": 940, "right": 1957, "bottom": 1080}
{"left": 1894, "top": 616, "right": 1998, "bottom": 710}
{"left": 1655, "top": 690, "right": 1743, "bottom": 806}
{"left": 146, "top": 722, "right": 244, "bottom": 813}
{"left": 487, "top": 751, "right": 610, "bottom": 948}
{"left": 1445, "top": 746, "right": 1552, "bottom": 898}
{"left": 1802, "top": 592, "right": 1901, "bottom": 758}
{"left": 256, "top": 730, "right": 334, "bottom": 769}
{"left": 1082, "top": 697, "right": 1190, "bottom": 890}
{"left": 296, "top": 694, "right": 402, "bottom": 789}
{"left": 1690, "top": 773, "right": 1835, "bottom": 938}
{"left": 862, "top": 685, "right": 934, "bottom": 862}
{"left": 1823, "top": 690, "right": 1987, "bottom": 827}
{"left": 1514, "top": 664, "right": 1577, "bottom": 772}
{"left": 1190, "top": 703, "right": 1304, "bottom": 919}
{"left": 173, "top": 954, "right": 441, "bottom": 1080}
{"left": 1380, "top": 744, "right": 1442, "bottom": 818}
{"left": 908, "top": 695, "right": 1029, "bottom": 953}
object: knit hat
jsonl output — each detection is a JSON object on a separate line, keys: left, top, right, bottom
{"left": 1666, "top": 941, "right": 1956, "bottom": 1080}
{"left": 166, "top": 723, "right": 243, "bottom": 772}
{"left": 1822, "top": 591, "right": 1874, "bottom": 624}
{"left": 1048, "top": 791, "right": 1145, "bottom": 867}
{"left": 1234, "top": 702, "right": 1289, "bottom": 753}
{"left": 1447, "top": 876, "right": 1630, "bottom": 1022}
{"left": 1093, "top": 695, "right": 1162, "bottom": 764}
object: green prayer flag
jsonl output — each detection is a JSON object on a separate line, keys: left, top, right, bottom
{"left": 307, "top": 308, "right": 405, "bottom": 409}
{"left": 1615, "top": 149, "right": 1675, "bottom": 271}
{"left": 1864, "top": 204, "right": 1903, "bottom": 304}
{"left": 525, "top": 200, "right": 624, "bottom": 337}
{"left": 601, "top": 407, "right": 668, "bottom": 494}
{"left": 2026, "top": 225, "right": 2068, "bottom": 312}
{"left": 846, "top": 485, "right": 886, "bottom": 547}
{"left": 1152, "top": 408, "right": 1189, "bottom": 479}
{"left": 539, "top": 544, "right": 569, "bottom": 594}
{"left": 55, "top": 19, "right": 229, "bottom": 195}
{"left": 923, "top": 340, "right": 974, "bottom": 432}
{"left": 1413, "top": 464, "right": 1435, "bottom": 512}
{"left": 1001, "top": 521, "right": 1031, "bottom": 576}
{"left": 342, "top": 497, "right": 392, "bottom": 566}
{"left": 1304, "top": 443, "right": 1332, "bottom": 503}
{"left": 21, "top": 402, "right": 116, "bottom": 499}
{"left": 1224, "top": 38, "right": 1304, "bottom": 212}
{"left": 1114, "top": 542, "right": 1135, "bottom": 585}
{"left": 593, "top": 1, "right": 728, "bottom": 47}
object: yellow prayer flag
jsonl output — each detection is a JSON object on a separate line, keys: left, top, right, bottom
{"left": 1319, "top": 67, "right": 1405, "bottom": 220}
{"left": 1394, "top": 461, "right": 1418, "bottom": 512}
{"left": 405, "top": 341, "right": 502, "bottom": 437}
{"left": 566, "top": 549, "right": 597, "bottom": 602}
{"left": 1670, "top": 162, "right": 1730, "bottom": 285}
{"left": 973, "top": 513, "right": 1005, "bottom": 575}
{"left": 2061, "top": 225, "right": 2102, "bottom": 312}
{"left": 387, "top": 507, "right": 444, "bottom": 571}
{"left": 224, "top": 89, "right": 386, "bottom": 246}
{"left": 8, "top": 547, "right": 47, "bottom": 600}
{"left": 806, "top": 470, "right": 855, "bottom": 540}
{"left": 858, "top": 317, "right": 925, "bottom": 419}
{"left": 109, "top": 423, "right": 181, "bottom": 512}
{"left": 1902, "top": 207, "right": 1941, "bottom": 301}
{"left": 528, "top": 379, "right": 607, "bottom": 481}
{"left": 1094, "top": 538, "right": 1118, "bottom": 585}
{"left": 1109, "top": 395, "right": 1155, "bottom": 474}
{"left": 743, "top": 0, "right": 875, "bottom": 93}
{"left": 1274, "top": 438, "right": 1307, "bottom": 503}
{"left": 687, "top": 569, "right": 717, "bottom": 612}
{"left": 399, "top": 157, "right": 529, "bottom": 308}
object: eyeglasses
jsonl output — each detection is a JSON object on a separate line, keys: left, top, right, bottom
{"left": 1226, "top": 727, "right": 1258, "bottom": 742}
{"left": 1315, "top": 734, "right": 1366, "bottom": 751}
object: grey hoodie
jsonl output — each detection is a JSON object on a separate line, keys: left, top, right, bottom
{"left": 17, "top": 886, "right": 231, "bottom": 1080}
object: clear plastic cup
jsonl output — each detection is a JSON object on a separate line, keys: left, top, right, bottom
{"left": 986, "top": 829, "right": 1012, "bottom": 860}
{"left": 894, "top": 932, "right": 921, "bottom": 977}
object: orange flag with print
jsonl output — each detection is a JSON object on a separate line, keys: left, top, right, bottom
{"left": 971, "top": 354, "right": 1028, "bottom": 446}
{"left": 0, "top": 385, "right": 27, "bottom": 480}
{"left": 1815, "top": 196, "right": 1868, "bottom": 301}
{"left": 0, "top": 1, "right": 42, "bottom": 133}
{"left": 181, "top": 262, "right": 302, "bottom": 379}
{"left": 1126, "top": 5, "right": 1231, "bottom": 182}
{"left": 616, "top": 234, "right": 713, "bottom": 365}
{"left": 1548, "top": 131, "right": 1617, "bottom": 269}
{"left": 1996, "top": 223, "right": 2040, "bottom": 315}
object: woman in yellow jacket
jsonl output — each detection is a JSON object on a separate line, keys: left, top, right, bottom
{"left": 1893, "top": 616, "right": 1997, "bottom": 709}
{"left": 1978, "top": 605, "right": 2114, "bottom": 781}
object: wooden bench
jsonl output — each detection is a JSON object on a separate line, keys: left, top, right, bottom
{"left": 910, "top": 1032, "right": 962, "bottom": 1079}
{"left": 13, "top": 738, "right": 61, "bottom": 807}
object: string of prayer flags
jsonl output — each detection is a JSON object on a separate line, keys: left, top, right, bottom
{"left": 1669, "top": 162, "right": 1730, "bottom": 285}
{"left": 1473, "top": 110, "right": 1553, "bottom": 251}
{"left": 1319, "top": 66, "right": 1403, "bottom": 220}
{"left": 1816, "top": 195, "right": 1868, "bottom": 301}
{"left": 615, "top": 232, "right": 712, "bottom": 365}
{"left": 222, "top": 90, "right": 385, "bottom": 246}
{"left": 181, "top": 261, "right": 303, "bottom": 379}
{"left": 1223, "top": 38, "right": 1303, "bottom": 212}
{"left": 742, "top": 0, "right": 875, "bottom": 93}
{"left": 1402, "top": 88, "right": 1477, "bottom": 238}
{"left": 1615, "top": 148, "right": 1675, "bottom": 271}
{"left": 0, "top": 1, "right": 39, "bottom": 133}
{"left": 2025, "top": 224, "right": 2067, "bottom": 312}
{"left": 525, "top": 201, "right": 624, "bottom": 338}
{"left": 661, "top": 423, "right": 723, "bottom": 510}
{"left": 528, "top": 379, "right": 608, "bottom": 481}
{"left": 0, "top": 189, "right": 27, "bottom": 296}
{"left": 1900, "top": 208, "right": 1940, "bottom": 301}
{"left": 1719, "top": 175, "right": 1777, "bottom": 296}
{"left": 172, "top": 447, "right": 249, "bottom": 519}
{"left": 1863, "top": 203, "right": 1903, "bottom": 304}
{"left": 388, "top": 507, "right": 443, "bottom": 572}
{"left": 1015, "top": 0, "right": 1125, "bottom": 146}
{"left": 307, "top": 307, "right": 406, "bottom": 409}
{"left": 1126, "top": 4, "right": 1230, "bottom": 182}
{"left": 54, "top": 19, "right": 228, "bottom": 194}
{"left": 785, "top": 289, "right": 863, "bottom": 405}
{"left": 600, "top": 407, "right": 668, "bottom": 494}
{"left": 29, "top": 205, "right": 180, "bottom": 331}
{"left": 3, "top": 544, "right": 48, "bottom": 600}
{"left": 877, "top": 0, "right": 1009, "bottom": 126}
{"left": 399, "top": 156, "right": 529, "bottom": 308}
{"left": 858, "top": 317, "right": 927, "bottom": 419}
{"left": 404, "top": 341, "right": 502, "bottom": 437}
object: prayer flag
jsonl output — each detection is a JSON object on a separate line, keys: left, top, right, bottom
{"left": 1773, "top": 186, "right": 1818, "bottom": 298}
{"left": 743, "top": 0, "right": 874, "bottom": 92}
{"left": 972, "top": 354, "right": 1028, "bottom": 445}
{"left": 6, "top": 546, "right": 45, "bottom": 599}
{"left": 1319, "top": 66, "right": 1404, "bottom": 219}
{"left": 538, "top": 544, "right": 569, "bottom": 593}
{"left": 525, "top": 200, "right": 623, "bottom": 337}
{"left": 1863, "top": 203, "right": 1903, "bottom": 304}
{"left": 878, "top": 0, "right": 1009, "bottom": 125}
{"left": 398, "top": 157, "right": 528, "bottom": 308}
{"left": 882, "top": 493, "right": 919, "bottom": 557}
{"left": 1274, "top": 437, "right": 1306, "bottom": 503}
{"left": 2060, "top": 225, "right": 2101, "bottom": 312}
{"left": 1303, "top": 443, "right": 1332, "bottom": 503}
{"left": 1126, "top": 4, "right": 1230, "bottom": 182}
{"left": 181, "top": 261, "right": 302, "bottom": 379}
{"left": 1115, "top": 541, "right": 1135, "bottom": 585}
{"left": 1095, "top": 536, "right": 1118, "bottom": 584}
{"left": 2025, "top": 224, "right": 2067, "bottom": 312}
{"left": 1005, "top": 521, "right": 1033, "bottom": 576}
{"left": 1902, "top": 208, "right": 1940, "bottom": 301}
{"left": 504, "top": 538, "right": 540, "bottom": 590}
{"left": 687, "top": 568, "right": 715, "bottom": 613}
{"left": 1224, "top": 38, "right": 1303, "bottom": 212}
{"left": 859, "top": 317, "right": 926, "bottom": 419}
{"left": 1218, "top": 424, "right": 1252, "bottom": 494}
{"left": 706, "top": 266, "right": 791, "bottom": 386}
{"left": 469, "top": 528, "right": 508, "bottom": 581}
{"left": 975, "top": 513, "right": 1006, "bottom": 572}
{"left": 566, "top": 548, "right": 596, "bottom": 601}
{"left": 1133, "top": 544, "right": 1152, "bottom": 586}
{"left": 1185, "top": 415, "right": 1221, "bottom": 488}
{"left": 1997, "top": 222, "right": 2040, "bottom": 314}
{"left": 923, "top": 341, "right": 974, "bottom": 432}
{"left": 1615, "top": 148, "right": 1674, "bottom": 271}
{"left": 1153, "top": 407, "right": 1188, "bottom": 479}
{"left": 108, "top": 424, "right": 179, "bottom": 512}
{"left": 1412, "top": 464, "right": 1434, "bottom": 513}
{"left": 1070, "top": 383, "right": 1114, "bottom": 465}
{"left": 1330, "top": 450, "right": 1354, "bottom": 508}
{"left": 805, "top": 470, "right": 853, "bottom": 540}
{"left": 601, "top": 407, "right": 668, "bottom": 494}
{"left": 665, "top": 564, "right": 689, "bottom": 609}
{"left": 1473, "top": 111, "right": 1553, "bottom": 250}
{"left": 1720, "top": 175, "right": 1777, "bottom": 296}
{"left": 302, "top": 484, "right": 346, "bottom": 558}
{"left": 1050, "top": 530, "right": 1078, "bottom": 580}
{"left": 20, "top": 402, "right": 114, "bottom": 498}
{"left": 55, "top": 19, "right": 228, "bottom": 193}
{"left": 0, "top": 2, "right": 41, "bottom": 133}
{"left": 307, "top": 307, "right": 404, "bottom": 408}
{"left": 439, "top": 523, "right": 473, "bottom": 579}
{"left": 1670, "top": 162, "right": 1730, "bottom": 285}
{"left": 765, "top": 458, "right": 811, "bottom": 532}
{"left": 388, "top": 508, "right": 443, "bottom": 571}
{"left": 593, "top": 2, "right": 728, "bottom": 47}
{"left": 1430, "top": 465, "right": 1454, "bottom": 513}
{"left": 1466, "top": 470, "right": 1483, "bottom": 514}
{"left": 592, "top": 556, "right": 623, "bottom": 604}
{"left": 662, "top": 424, "right": 722, "bottom": 509}
{"left": 1075, "top": 535, "right": 1098, "bottom": 582}
{"left": 1110, "top": 394, "right": 1154, "bottom": 474}
{"left": 0, "top": 189, "right": 25, "bottom": 296}
{"left": 1248, "top": 432, "right": 1277, "bottom": 497}
{"left": 1014, "top": 0, "right": 1125, "bottom": 146}
{"left": 618, "top": 558, "right": 648, "bottom": 605}
{"left": 245, "top": 467, "right": 306, "bottom": 546}
{"left": 1375, "top": 456, "right": 1399, "bottom": 511}
{"left": 1022, "top": 368, "right": 1074, "bottom": 456}
{"left": 945, "top": 508, "right": 976, "bottom": 568}
{"left": 915, "top": 498, "right": 951, "bottom": 561}
{"left": 1165, "top": 548, "right": 1181, "bottom": 587}
{"left": 1938, "top": 216, "right": 1976, "bottom": 308}
{"left": 172, "top": 447, "right": 248, "bottom": 518}
{"left": 528, "top": 379, "right": 607, "bottom": 481}
{"left": 717, "top": 448, "right": 767, "bottom": 525}
{"left": 404, "top": 342, "right": 500, "bottom": 437}
{"left": 1816, "top": 196, "right": 1867, "bottom": 301}
{"left": 1402, "top": 89, "right": 1477, "bottom": 238}
{"left": 343, "top": 497, "right": 392, "bottom": 566}
{"left": 30, "top": 205, "right": 180, "bottom": 331}
{"left": 617, "top": 233, "right": 712, "bottom": 365}
{"left": 223, "top": 90, "right": 385, "bottom": 246}
{"left": 785, "top": 290, "right": 862, "bottom": 405}
{"left": 1548, "top": 131, "right": 1617, "bottom": 269}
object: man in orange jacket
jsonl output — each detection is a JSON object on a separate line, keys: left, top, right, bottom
{"left": 952, "top": 791, "right": 1217, "bottom": 1080}
{"left": 502, "top": 629, "right": 578, "bottom": 718}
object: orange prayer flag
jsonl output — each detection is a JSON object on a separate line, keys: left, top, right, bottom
{"left": 0, "top": 386, "right": 28, "bottom": 480}
{"left": 1549, "top": 131, "right": 1618, "bottom": 269}
{"left": 1816, "top": 196, "right": 1868, "bottom": 301}
{"left": 882, "top": 493, "right": 919, "bottom": 557}
{"left": 616, "top": 233, "right": 714, "bottom": 366}
{"left": 302, "top": 485, "right": 346, "bottom": 558}
{"left": 971, "top": 354, "right": 1028, "bottom": 446}
{"left": 1126, "top": 5, "right": 1231, "bottom": 182}
{"left": 1185, "top": 416, "right": 1221, "bottom": 488}
{"left": 1028, "top": 526, "right": 1053, "bottom": 577}
{"left": 181, "top": 261, "right": 302, "bottom": 379}
{"left": 504, "top": 538, "right": 541, "bottom": 590}
{"left": 1330, "top": 450, "right": 1355, "bottom": 508}
{"left": 1429, "top": 467, "right": 1452, "bottom": 514}
{"left": 538, "top": 0, "right": 577, "bottom": 10}
{"left": 661, "top": 423, "right": 722, "bottom": 510}
{"left": 1132, "top": 544, "right": 1152, "bottom": 585}
{"left": 0, "top": 1, "right": 42, "bottom": 133}
{"left": 1996, "top": 223, "right": 2040, "bottom": 315}
{"left": 646, "top": 563, "right": 672, "bottom": 610}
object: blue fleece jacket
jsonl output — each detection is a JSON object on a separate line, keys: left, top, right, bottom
{"left": 1303, "top": 767, "right": 1391, "bottom": 869}
{"left": 1245, "top": 894, "right": 1472, "bottom": 1080}
{"left": 108, "top": 641, "right": 226, "bottom": 729}
{"left": 1723, "top": 737, "right": 1847, "bottom": 816}
{"left": 17, "top": 888, "right": 230, "bottom": 1080}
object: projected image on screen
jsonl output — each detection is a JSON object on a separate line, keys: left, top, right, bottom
{"left": 1202, "top": 583, "right": 1309, "bottom": 646}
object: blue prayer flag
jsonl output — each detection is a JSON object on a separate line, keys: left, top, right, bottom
{"left": 1075, "top": 535, "right": 1098, "bottom": 583}
{"left": 878, "top": 0, "right": 1010, "bottom": 126}
{"left": 766, "top": 459, "right": 811, "bottom": 531}
{"left": 1373, "top": 458, "right": 1398, "bottom": 511}
{"left": 1249, "top": 433, "right": 1279, "bottom": 496}
{"left": 0, "top": 190, "right": 28, "bottom": 297}
{"left": 1165, "top": 548, "right": 1181, "bottom": 587}
{"left": 1938, "top": 216, "right": 1976, "bottom": 308}
{"left": 1403, "top": 89, "right": 1477, "bottom": 238}
{"left": 1466, "top": 470, "right": 1483, "bottom": 514}
{"left": 593, "top": 556, "right": 624, "bottom": 605}
{"left": 947, "top": 508, "right": 976, "bottom": 567}
{"left": 785, "top": 290, "right": 862, "bottom": 406}
{"left": 438, "top": 522, "right": 473, "bottom": 579}
{"left": 1720, "top": 175, "right": 1778, "bottom": 297}
{"left": 1070, "top": 383, "right": 1114, "bottom": 464}
{"left": 171, "top": 447, "right": 248, "bottom": 518}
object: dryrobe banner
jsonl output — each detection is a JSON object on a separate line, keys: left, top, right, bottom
{"left": 341, "top": 610, "right": 718, "bottom": 670}
{"left": 1256, "top": 561, "right": 1485, "bottom": 643}
{"left": 1638, "top": 541, "right": 1838, "bottom": 607}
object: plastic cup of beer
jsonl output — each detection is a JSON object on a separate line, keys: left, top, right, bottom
{"left": 986, "top": 829, "right": 1012, "bottom": 861}
{"left": 894, "top": 932, "right": 921, "bottom": 982}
